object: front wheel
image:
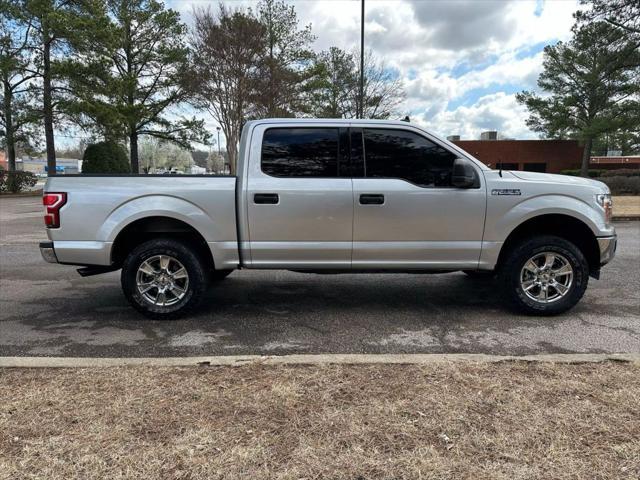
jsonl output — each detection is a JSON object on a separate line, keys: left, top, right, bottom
{"left": 499, "top": 235, "right": 589, "bottom": 315}
{"left": 121, "top": 238, "right": 209, "bottom": 319}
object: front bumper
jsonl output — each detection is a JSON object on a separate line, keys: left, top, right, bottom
{"left": 40, "top": 241, "right": 58, "bottom": 263}
{"left": 598, "top": 235, "right": 617, "bottom": 266}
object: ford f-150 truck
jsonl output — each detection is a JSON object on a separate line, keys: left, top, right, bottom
{"left": 40, "top": 119, "right": 617, "bottom": 318}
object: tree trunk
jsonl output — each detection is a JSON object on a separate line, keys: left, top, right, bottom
{"left": 227, "top": 135, "right": 237, "bottom": 175}
{"left": 3, "top": 80, "right": 16, "bottom": 172}
{"left": 43, "top": 36, "right": 56, "bottom": 176}
{"left": 129, "top": 131, "right": 139, "bottom": 173}
{"left": 580, "top": 137, "right": 592, "bottom": 177}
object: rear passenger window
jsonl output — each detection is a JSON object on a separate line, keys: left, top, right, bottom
{"left": 262, "top": 128, "right": 339, "bottom": 177}
{"left": 363, "top": 129, "right": 457, "bottom": 187}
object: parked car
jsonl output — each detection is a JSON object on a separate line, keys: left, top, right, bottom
{"left": 40, "top": 119, "right": 616, "bottom": 318}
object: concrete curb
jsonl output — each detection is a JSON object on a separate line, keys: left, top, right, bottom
{"left": 1, "top": 353, "right": 638, "bottom": 368}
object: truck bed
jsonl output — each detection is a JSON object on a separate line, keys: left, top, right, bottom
{"left": 44, "top": 175, "right": 239, "bottom": 268}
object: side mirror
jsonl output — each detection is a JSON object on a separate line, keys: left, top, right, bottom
{"left": 452, "top": 158, "right": 477, "bottom": 188}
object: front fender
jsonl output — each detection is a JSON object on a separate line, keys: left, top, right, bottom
{"left": 487, "top": 194, "right": 608, "bottom": 242}
{"left": 478, "top": 193, "right": 610, "bottom": 270}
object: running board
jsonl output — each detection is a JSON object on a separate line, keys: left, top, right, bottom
{"left": 77, "top": 265, "right": 120, "bottom": 277}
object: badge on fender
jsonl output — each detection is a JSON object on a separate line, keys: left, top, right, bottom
{"left": 491, "top": 189, "right": 521, "bottom": 196}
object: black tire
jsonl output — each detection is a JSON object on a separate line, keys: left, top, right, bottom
{"left": 499, "top": 235, "right": 589, "bottom": 315}
{"left": 463, "top": 270, "right": 495, "bottom": 279}
{"left": 210, "top": 269, "right": 233, "bottom": 281}
{"left": 121, "top": 238, "right": 209, "bottom": 319}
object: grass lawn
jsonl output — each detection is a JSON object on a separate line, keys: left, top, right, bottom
{"left": 1, "top": 362, "right": 639, "bottom": 479}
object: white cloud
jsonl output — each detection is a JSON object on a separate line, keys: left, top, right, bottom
{"left": 55, "top": 0, "right": 577, "bottom": 148}
{"left": 414, "top": 92, "right": 535, "bottom": 140}
{"left": 283, "top": 0, "right": 577, "bottom": 139}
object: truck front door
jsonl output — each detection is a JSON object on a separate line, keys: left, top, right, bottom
{"left": 351, "top": 127, "right": 487, "bottom": 269}
{"left": 245, "top": 125, "right": 353, "bottom": 268}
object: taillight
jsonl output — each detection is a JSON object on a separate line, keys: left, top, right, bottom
{"left": 43, "top": 192, "right": 67, "bottom": 228}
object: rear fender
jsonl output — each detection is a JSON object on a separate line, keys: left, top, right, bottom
{"left": 97, "top": 195, "right": 217, "bottom": 243}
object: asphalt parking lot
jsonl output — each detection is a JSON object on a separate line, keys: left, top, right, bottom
{"left": 1, "top": 195, "right": 639, "bottom": 357}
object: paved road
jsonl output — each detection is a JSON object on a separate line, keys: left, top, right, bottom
{"left": 1, "top": 195, "right": 639, "bottom": 357}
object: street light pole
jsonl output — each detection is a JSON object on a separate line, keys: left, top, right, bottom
{"left": 359, "top": 0, "right": 365, "bottom": 119}
{"left": 216, "top": 126, "right": 221, "bottom": 155}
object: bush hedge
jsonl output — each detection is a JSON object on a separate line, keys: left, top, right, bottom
{"left": 560, "top": 168, "right": 640, "bottom": 178}
{"left": 559, "top": 169, "right": 607, "bottom": 177}
{"left": 601, "top": 169, "right": 640, "bottom": 177}
{"left": 82, "top": 141, "right": 130, "bottom": 174}
{"left": 0, "top": 169, "right": 38, "bottom": 193}
{"left": 599, "top": 176, "right": 640, "bottom": 195}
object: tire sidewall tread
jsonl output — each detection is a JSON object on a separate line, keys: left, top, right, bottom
{"left": 499, "top": 235, "right": 589, "bottom": 316}
{"left": 121, "top": 238, "right": 209, "bottom": 320}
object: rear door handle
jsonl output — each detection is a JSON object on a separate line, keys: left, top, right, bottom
{"left": 359, "top": 194, "right": 385, "bottom": 205}
{"left": 254, "top": 193, "right": 279, "bottom": 204}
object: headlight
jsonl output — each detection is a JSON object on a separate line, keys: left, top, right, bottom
{"left": 596, "top": 193, "right": 613, "bottom": 224}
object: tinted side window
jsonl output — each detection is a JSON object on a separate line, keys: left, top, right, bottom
{"left": 363, "top": 129, "right": 457, "bottom": 187}
{"left": 262, "top": 128, "right": 339, "bottom": 177}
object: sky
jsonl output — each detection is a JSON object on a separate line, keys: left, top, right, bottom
{"left": 58, "top": 0, "right": 581, "bottom": 150}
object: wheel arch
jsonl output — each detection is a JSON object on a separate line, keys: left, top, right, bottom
{"left": 495, "top": 214, "right": 600, "bottom": 275}
{"left": 110, "top": 216, "right": 215, "bottom": 271}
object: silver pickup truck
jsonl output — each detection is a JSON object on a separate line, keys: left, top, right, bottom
{"left": 40, "top": 119, "right": 617, "bottom": 318}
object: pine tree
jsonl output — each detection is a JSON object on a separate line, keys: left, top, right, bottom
{"left": 67, "top": 0, "right": 208, "bottom": 173}
{"left": 517, "top": 22, "right": 640, "bottom": 176}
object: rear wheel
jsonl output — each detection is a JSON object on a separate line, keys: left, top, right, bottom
{"left": 499, "top": 235, "right": 589, "bottom": 315}
{"left": 121, "top": 238, "right": 208, "bottom": 319}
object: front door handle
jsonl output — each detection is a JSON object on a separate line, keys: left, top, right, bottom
{"left": 359, "top": 194, "right": 385, "bottom": 205}
{"left": 254, "top": 193, "right": 279, "bottom": 204}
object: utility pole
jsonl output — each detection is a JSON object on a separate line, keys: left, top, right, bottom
{"left": 359, "top": 0, "right": 365, "bottom": 119}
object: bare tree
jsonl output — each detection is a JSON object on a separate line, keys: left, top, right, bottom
{"left": 354, "top": 50, "right": 405, "bottom": 120}
{"left": 308, "top": 47, "right": 405, "bottom": 120}
{"left": 188, "top": 6, "right": 265, "bottom": 174}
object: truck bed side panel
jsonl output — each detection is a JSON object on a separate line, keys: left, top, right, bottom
{"left": 44, "top": 176, "right": 238, "bottom": 267}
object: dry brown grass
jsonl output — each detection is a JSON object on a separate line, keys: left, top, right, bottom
{"left": 1, "top": 362, "right": 639, "bottom": 479}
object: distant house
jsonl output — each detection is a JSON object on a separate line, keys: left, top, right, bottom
{"left": 0, "top": 151, "right": 7, "bottom": 170}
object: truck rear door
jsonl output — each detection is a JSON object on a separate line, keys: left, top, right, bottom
{"left": 350, "top": 127, "right": 486, "bottom": 269}
{"left": 245, "top": 124, "right": 353, "bottom": 268}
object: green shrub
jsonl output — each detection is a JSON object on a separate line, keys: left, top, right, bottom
{"left": 0, "top": 169, "right": 38, "bottom": 193}
{"left": 601, "top": 168, "right": 640, "bottom": 178}
{"left": 82, "top": 141, "right": 130, "bottom": 174}
{"left": 600, "top": 176, "right": 640, "bottom": 195}
{"left": 559, "top": 169, "right": 606, "bottom": 177}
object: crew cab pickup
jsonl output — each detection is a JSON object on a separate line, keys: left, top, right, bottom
{"left": 40, "top": 119, "right": 617, "bottom": 318}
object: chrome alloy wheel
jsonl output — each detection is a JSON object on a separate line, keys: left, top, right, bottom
{"left": 135, "top": 255, "right": 189, "bottom": 307}
{"left": 519, "top": 252, "right": 573, "bottom": 304}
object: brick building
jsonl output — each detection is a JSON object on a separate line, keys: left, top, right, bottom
{"left": 452, "top": 139, "right": 584, "bottom": 174}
